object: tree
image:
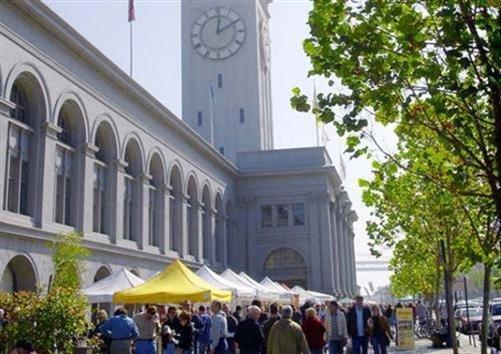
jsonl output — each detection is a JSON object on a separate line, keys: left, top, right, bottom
{"left": 361, "top": 157, "right": 480, "bottom": 352}
{"left": 291, "top": 2, "right": 500, "bottom": 352}
{"left": 48, "top": 232, "right": 89, "bottom": 290}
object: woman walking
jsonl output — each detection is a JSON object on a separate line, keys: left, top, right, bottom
{"left": 301, "top": 308, "right": 325, "bottom": 354}
{"left": 368, "top": 305, "right": 392, "bottom": 354}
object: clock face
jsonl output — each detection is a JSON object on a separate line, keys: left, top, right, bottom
{"left": 191, "top": 7, "right": 246, "bottom": 60}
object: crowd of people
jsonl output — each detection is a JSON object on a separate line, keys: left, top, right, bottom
{"left": 82, "top": 295, "right": 397, "bottom": 354}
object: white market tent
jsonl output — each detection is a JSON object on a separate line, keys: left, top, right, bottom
{"left": 291, "top": 285, "right": 317, "bottom": 304}
{"left": 308, "top": 290, "right": 336, "bottom": 302}
{"left": 238, "top": 272, "right": 279, "bottom": 302}
{"left": 196, "top": 265, "right": 255, "bottom": 300}
{"left": 82, "top": 268, "right": 144, "bottom": 303}
{"left": 260, "top": 277, "right": 293, "bottom": 303}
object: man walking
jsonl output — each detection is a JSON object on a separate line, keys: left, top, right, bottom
{"left": 196, "top": 305, "right": 212, "bottom": 354}
{"left": 267, "top": 306, "right": 310, "bottom": 354}
{"left": 263, "top": 303, "right": 280, "bottom": 348}
{"left": 347, "top": 296, "right": 371, "bottom": 354}
{"left": 210, "top": 301, "right": 228, "bottom": 354}
{"left": 234, "top": 306, "right": 265, "bottom": 354}
{"left": 134, "top": 306, "right": 161, "bottom": 354}
{"left": 324, "top": 301, "right": 348, "bottom": 354}
{"left": 100, "top": 306, "right": 139, "bottom": 354}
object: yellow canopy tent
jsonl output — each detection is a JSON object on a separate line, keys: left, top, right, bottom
{"left": 113, "top": 260, "right": 232, "bottom": 304}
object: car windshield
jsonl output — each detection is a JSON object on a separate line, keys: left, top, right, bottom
{"left": 492, "top": 305, "right": 501, "bottom": 316}
{"left": 462, "top": 308, "right": 482, "bottom": 316}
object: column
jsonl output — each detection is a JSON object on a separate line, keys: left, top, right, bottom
{"left": 39, "top": 122, "right": 62, "bottom": 228}
{"left": 80, "top": 143, "right": 98, "bottom": 234}
{"left": 307, "top": 193, "right": 322, "bottom": 291}
{"left": 209, "top": 208, "right": 217, "bottom": 264}
{"left": 161, "top": 183, "right": 171, "bottom": 254}
{"left": 246, "top": 197, "right": 258, "bottom": 275}
{"left": 221, "top": 212, "right": 228, "bottom": 267}
{"left": 318, "top": 194, "right": 335, "bottom": 293}
{"left": 0, "top": 99, "right": 15, "bottom": 209}
{"left": 139, "top": 172, "right": 152, "bottom": 250}
{"left": 343, "top": 208, "right": 352, "bottom": 296}
{"left": 196, "top": 201, "right": 204, "bottom": 262}
{"left": 111, "top": 159, "right": 127, "bottom": 245}
{"left": 335, "top": 204, "right": 344, "bottom": 296}
{"left": 330, "top": 202, "right": 342, "bottom": 296}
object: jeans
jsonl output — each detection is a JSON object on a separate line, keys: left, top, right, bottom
{"left": 214, "top": 338, "right": 228, "bottom": 354}
{"left": 371, "top": 336, "right": 387, "bottom": 354}
{"left": 135, "top": 340, "right": 156, "bottom": 354}
{"left": 110, "top": 340, "right": 132, "bottom": 354}
{"left": 352, "top": 336, "right": 368, "bottom": 354}
{"left": 176, "top": 350, "right": 192, "bottom": 354}
{"left": 329, "top": 340, "right": 344, "bottom": 354}
{"left": 310, "top": 349, "right": 324, "bottom": 354}
{"left": 198, "top": 342, "right": 209, "bottom": 354}
{"left": 164, "top": 343, "right": 176, "bottom": 354}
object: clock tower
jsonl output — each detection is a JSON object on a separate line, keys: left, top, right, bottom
{"left": 182, "top": 0, "right": 274, "bottom": 163}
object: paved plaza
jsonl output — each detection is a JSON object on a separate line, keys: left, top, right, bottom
{"left": 387, "top": 336, "right": 481, "bottom": 354}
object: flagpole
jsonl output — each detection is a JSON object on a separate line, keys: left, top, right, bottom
{"left": 130, "top": 21, "right": 133, "bottom": 77}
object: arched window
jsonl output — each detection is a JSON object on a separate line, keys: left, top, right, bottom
{"left": 186, "top": 176, "right": 198, "bottom": 256}
{"left": 148, "top": 154, "right": 164, "bottom": 247}
{"left": 123, "top": 139, "right": 142, "bottom": 242}
{"left": 264, "top": 248, "right": 307, "bottom": 288}
{"left": 215, "top": 194, "right": 224, "bottom": 264}
{"left": 169, "top": 166, "right": 183, "bottom": 253}
{"left": 5, "top": 76, "right": 45, "bottom": 217}
{"left": 55, "top": 102, "right": 84, "bottom": 226}
{"left": 0, "top": 255, "right": 38, "bottom": 293}
{"left": 202, "top": 186, "right": 212, "bottom": 261}
{"left": 93, "top": 122, "right": 117, "bottom": 234}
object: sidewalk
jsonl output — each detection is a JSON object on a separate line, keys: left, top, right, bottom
{"left": 387, "top": 335, "right": 481, "bottom": 354}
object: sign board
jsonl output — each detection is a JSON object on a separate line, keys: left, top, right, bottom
{"left": 396, "top": 307, "right": 415, "bottom": 350}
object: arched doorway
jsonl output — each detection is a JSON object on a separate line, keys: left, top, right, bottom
{"left": 263, "top": 248, "right": 307, "bottom": 288}
{"left": 94, "top": 266, "right": 112, "bottom": 283}
{"left": 0, "top": 255, "right": 38, "bottom": 292}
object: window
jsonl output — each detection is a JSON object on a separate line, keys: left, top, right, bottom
{"left": 6, "top": 125, "right": 30, "bottom": 215}
{"left": 292, "top": 203, "right": 305, "bottom": 226}
{"left": 54, "top": 111, "right": 77, "bottom": 227}
{"left": 123, "top": 175, "right": 135, "bottom": 240}
{"left": 217, "top": 74, "right": 223, "bottom": 88}
{"left": 54, "top": 145, "right": 74, "bottom": 225}
{"left": 92, "top": 162, "right": 107, "bottom": 233}
{"left": 261, "top": 205, "right": 272, "bottom": 228}
{"left": 9, "top": 84, "right": 28, "bottom": 123}
{"left": 197, "top": 111, "right": 203, "bottom": 126}
{"left": 277, "top": 204, "right": 289, "bottom": 227}
{"left": 219, "top": 147, "right": 224, "bottom": 155}
{"left": 239, "top": 108, "right": 245, "bottom": 123}
{"left": 148, "top": 188, "right": 156, "bottom": 246}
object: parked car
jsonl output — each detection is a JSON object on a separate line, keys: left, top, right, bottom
{"left": 487, "top": 302, "right": 501, "bottom": 348}
{"left": 456, "top": 307, "right": 483, "bottom": 334}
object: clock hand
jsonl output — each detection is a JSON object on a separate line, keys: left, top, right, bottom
{"left": 218, "top": 18, "right": 240, "bottom": 33}
{"left": 217, "top": 15, "right": 221, "bottom": 34}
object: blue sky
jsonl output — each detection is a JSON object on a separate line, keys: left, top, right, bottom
{"left": 43, "top": 0, "right": 392, "bottom": 289}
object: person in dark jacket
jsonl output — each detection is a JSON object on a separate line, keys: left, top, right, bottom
{"left": 251, "top": 300, "right": 268, "bottom": 327}
{"left": 234, "top": 306, "right": 265, "bottom": 354}
{"left": 347, "top": 296, "right": 371, "bottom": 354}
{"left": 368, "top": 305, "right": 392, "bottom": 354}
{"left": 301, "top": 308, "right": 325, "bottom": 354}
{"left": 263, "top": 303, "right": 280, "bottom": 347}
{"left": 175, "top": 311, "right": 194, "bottom": 354}
{"left": 162, "top": 306, "right": 181, "bottom": 354}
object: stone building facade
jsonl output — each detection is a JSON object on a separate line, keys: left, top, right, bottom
{"left": 0, "top": 0, "right": 358, "bottom": 296}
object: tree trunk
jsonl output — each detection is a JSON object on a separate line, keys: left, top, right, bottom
{"left": 445, "top": 269, "right": 459, "bottom": 354}
{"left": 480, "top": 263, "right": 492, "bottom": 354}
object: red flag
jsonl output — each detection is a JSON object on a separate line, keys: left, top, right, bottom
{"left": 128, "top": 0, "right": 135, "bottom": 22}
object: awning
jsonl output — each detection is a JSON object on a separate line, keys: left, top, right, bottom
{"left": 196, "top": 265, "right": 255, "bottom": 300}
{"left": 82, "top": 268, "right": 144, "bottom": 303}
{"left": 260, "top": 277, "right": 293, "bottom": 302}
{"left": 238, "top": 272, "right": 279, "bottom": 302}
{"left": 113, "top": 260, "right": 232, "bottom": 304}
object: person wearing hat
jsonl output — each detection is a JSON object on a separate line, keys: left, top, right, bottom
{"left": 267, "top": 306, "right": 310, "bottom": 354}
{"left": 347, "top": 296, "right": 371, "bottom": 354}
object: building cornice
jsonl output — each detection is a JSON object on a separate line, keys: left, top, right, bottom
{"left": 6, "top": 0, "right": 238, "bottom": 177}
